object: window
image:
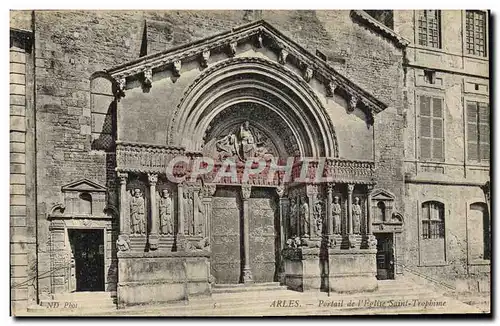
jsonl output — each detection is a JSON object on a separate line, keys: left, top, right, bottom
{"left": 376, "top": 201, "right": 386, "bottom": 222}
{"left": 470, "top": 202, "right": 490, "bottom": 260}
{"left": 421, "top": 201, "right": 445, "bottom": 239}
{"left": 467, "top": 101, "right": 489, "bottom": 161}
{"left": 78, "top": 192, "right": 92, "bottom": 215}
{"left": 418, "top": 10, "right": 441, "bottom": 48}
{"left": 466, "top": 11, "right": 487, "bottom": 57}
{"left": 419, "top": 95, "right": 444, "bottom": 161}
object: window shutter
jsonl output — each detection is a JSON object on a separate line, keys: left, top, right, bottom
{"left": 467, "top": 101, "right": 479, "bottom": 161}
{"left": 420, "top": 96, "right": 432, "bottom": 159}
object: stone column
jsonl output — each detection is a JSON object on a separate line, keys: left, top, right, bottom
{"left": 276, "top": 186, "right": 287, "bottom": 284}
{"left": 148, "top": 173, "right": 159, "bottom": 250}
{"left": 117, "top": 172, "right": 129, "bottom": 234}
{"left": 177, "top": 182, "right": 185, "bottom": 248}
{"left": 276, "top": 186, "right": 286, "bottom": 249}
{"left": 305, "top": 185, "right": 317, "bottom": 237}
{"left": 366, "top": 184, "right": 374, "bottom": 235}
{"left": 347, "top": 184, "right": 354, "bottom": 235}
{"left": 327, "top": 183, "right": 334, "bottom": 235}
{"left": 241, "top": 184, "right": 253, "bottom": 283}
{"left": 116, "top": 172, "right": 130, "bottom": 251}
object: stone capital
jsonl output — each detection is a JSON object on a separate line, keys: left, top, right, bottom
{"left": 241, "top": 185, "right": 252, "bottom": 200}
{"left": 276, "top": 185, "right": 285, "bottom": 198}
{"left": 347, "top": 184, "right": 355, "bottom": 194}
{"left": 147, "top": 173, "right": 158, "bottom": 185}
{"left": 202, "top": 184, "right": 217, "bottom": 198}
{"left": 116, "top": 171, "right": 128, "bottom": 184}
{"left": 306, "top": 184, "right": 318, "bottom": 196}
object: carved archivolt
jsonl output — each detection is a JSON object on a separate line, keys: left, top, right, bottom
{"left": 168, "top": 57, "right": 339, "bottom": 158}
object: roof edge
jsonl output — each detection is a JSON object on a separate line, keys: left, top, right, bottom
{"left": 351, "top": 10, "right": 410, "bottom": 49}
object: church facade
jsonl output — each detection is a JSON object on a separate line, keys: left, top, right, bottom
{"left": 10, "top": 10, "right": 490, "bottom": 312}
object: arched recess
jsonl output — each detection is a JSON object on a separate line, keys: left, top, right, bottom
{"left": 168, "top": 57, "right": 339, "bottom": 158}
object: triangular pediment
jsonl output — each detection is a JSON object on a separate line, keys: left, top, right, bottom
{"left": 371, "top": 188, "right": 395, "bottom": 201}
{"left": 105, "top": 19, "right": 387, "bottom": 117}
{"left": 61, "top": 178, "right": 107, "bottom": 193}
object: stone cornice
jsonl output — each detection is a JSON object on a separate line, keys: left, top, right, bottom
{"left": 350, "top": 10, "right": 410, "bottom": 49}
{"left": 104, "top": 20, "right": 388, "bottom": 115}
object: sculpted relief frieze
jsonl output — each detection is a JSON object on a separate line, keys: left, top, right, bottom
{"left": 202, "top": 102, "right": 299, "bottom": 160}
{"left": 214, "top": 121, "right": 274, "bottom": 161}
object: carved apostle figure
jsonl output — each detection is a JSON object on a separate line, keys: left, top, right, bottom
{"left": 301, "top": 196, "right": 309, "bottom": 237}
{"left": 352, "top": 197, "right": 362, "bottom": 234}
{"left": 332, "top": 196, "right": 342, "bottom": 234}
{"left": 183, "top": 192, "right": 194, "bottom": 235}
{"left": 130, "top": 188, "right": 145, "bottom": 235}
{"left": 159, "top": 189, "right": 173, "bottom": 235}
{"left": 195, "top": 192, "right": 205, "bottom": 235}
{"left": 313, "top": 197, "right": 324, "bottom": 237}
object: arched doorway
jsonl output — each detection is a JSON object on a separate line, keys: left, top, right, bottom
{"left": 170, "top": 57, "right": 338, "bottom": 284}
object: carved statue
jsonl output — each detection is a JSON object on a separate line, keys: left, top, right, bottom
{"left": 286, "top": 235, "right": 301, "bottom": 248}
{"left": 183, "top": 191, "right": 194, "bottom": 235}
{"left": 238, "top": 121, "right": 256, "bottom": 160}
{"left": 301, "top": 196, "right": 309, "bottom": 237}
{"left": 116, "top": 235, "right": 130, "bottom": 252}
{"left": 159, "top": 189, "right": 173, "bottom": 235}
{"left": 332, "top": 196, "right": 342, "bottom": 234}
{"left": 352, "top": 197, "right": 362, "bottom": 234}
{"left": 313, "top": 197, "right": 324, "bottom": 237}
{"left": 130, "top": 188, "right": 145, "bottom": 235}
{"left": 214, "top": 121, "right": 273, "bottom": 161}
{"left": 195, "top": 192, "right": 205, "bottom": 235}
{"left": 184, "top": 237, "right": 210, "bottom": 252}
{"left": 215, "top": 133, "right": 238, "bottom": 160}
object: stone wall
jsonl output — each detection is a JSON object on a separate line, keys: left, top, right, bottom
{"left": 10, "top": 12, "right": 37, "bottom": 312}
{"left": 394, "top": 10, "right": 490, "bottom": 289}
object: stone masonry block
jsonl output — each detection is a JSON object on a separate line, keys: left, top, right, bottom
{"left": 10, "top": 73, "right": 25, "bottom": 85}
{"left": 10, "top": 116, "right": 26, "bottom": 132}
{"left": 10, "top": 62, "right": 26, "bottom": 74}
{"left": 10, "top": 50, "right": 26, "bottom": 64}
{"left": 10, "top": 84, "right": 25, "bottom": 96}
{"left": 10, "top": 94, "right": 25, "bottom": 106}
{"left": 10, "top": 104, "right": 26, "bottom": 117}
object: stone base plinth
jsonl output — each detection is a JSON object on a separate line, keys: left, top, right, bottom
{"left": 326, "top": 248, "right": 378, "bottom": 292}
{"left": 282, "top": 248, "right": 323, "bottom": 292}
{"left": 117, "top": 250, "right": 211, "bottom": 307}
{"left": 282, "top": 247, "right": 377, "bottom": 293}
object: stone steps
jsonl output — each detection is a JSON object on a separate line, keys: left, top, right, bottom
{"left": 24, "top": 280, "right": 482, "bottom": 316}
{"left": 212, "top": 282, "right": 287, "bottom": 294}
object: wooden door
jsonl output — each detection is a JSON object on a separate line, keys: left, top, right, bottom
{"left": 210, "top": 187, "right": 242, "bottom": 284}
